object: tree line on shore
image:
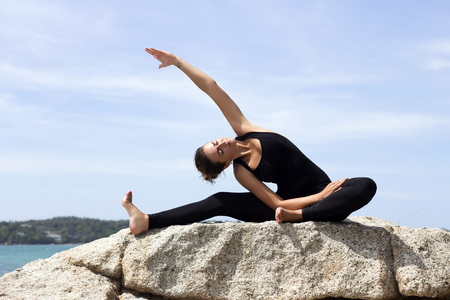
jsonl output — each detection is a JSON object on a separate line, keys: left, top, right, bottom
{"left": 0, "top": 217, "right": 129, "bottom": 245}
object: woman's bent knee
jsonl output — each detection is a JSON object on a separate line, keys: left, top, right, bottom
{"left": 363, "top": 177, "right": 377, "bottom": 197}
{"left": 357, "top": 177, "right": 377, "bottom": 206}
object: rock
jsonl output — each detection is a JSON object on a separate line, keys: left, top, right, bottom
{"left": 52, "top": 229, "right": 130, "bottom": 279}
{"left": 0, "top": 216, "right": 448, "bottom": 300}
{"left": 122, "top": 221, "right": 397, "bottom": 299}
{"left": 392, "top": 226, "right": 450, "bottom": 298}
{"left": 0, "top": 258, "right": 120, "bottom": 299}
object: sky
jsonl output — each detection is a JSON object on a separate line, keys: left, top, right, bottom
{"left": 0, "top": 0, "right": 449, "bottom": 229}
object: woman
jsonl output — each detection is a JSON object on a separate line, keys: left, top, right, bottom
{"left": 121, "top": 48, "right": 377, "bottom": 235}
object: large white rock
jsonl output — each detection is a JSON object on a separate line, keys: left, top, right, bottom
{"left": 0, "top": 258, "right": 120, "bottom": 299}
{"left": 392, "top": 226, "right": 450, "bottom": 298}
{"left": 353, "top": 216, "right": 450, "bottom": 298}
{"left": 0, "top": 217, "right": 448, "bottom": 300}
{"left": 122, "top": 220, "right": 397, "bottom": 299}
{"left": 52, "top": 229, "right": 130, "bottom": 279}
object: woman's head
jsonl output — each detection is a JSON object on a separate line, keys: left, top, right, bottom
{"left": 194, "top": 137, "right": 235, "bottom": 183}
{"left": 194, "top": 146, "right": 226, "bottom": 183}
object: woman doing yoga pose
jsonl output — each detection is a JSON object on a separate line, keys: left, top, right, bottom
{"left": 121, "top": 48, "right": 377, "bottom": 235}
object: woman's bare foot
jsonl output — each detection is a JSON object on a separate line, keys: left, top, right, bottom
{"left": 275, "top": 207, "right": 303, "bottom": 223}
{"left": 121, "top": 191, "right": 149, "bottom": 235}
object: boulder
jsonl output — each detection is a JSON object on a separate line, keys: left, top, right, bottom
{"left": 0, "top": 217, "right": 448, "bottom": 300}
{"left": 392, "top": 226, "right": 450, "bottom": 298}
{"left": 0, "top": 258, "right": 119, "bottom": 299}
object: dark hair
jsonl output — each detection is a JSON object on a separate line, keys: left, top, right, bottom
{"left": 194, "top": 146, "right": 226, "bottom": 183}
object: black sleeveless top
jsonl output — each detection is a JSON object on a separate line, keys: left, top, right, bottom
{"left": 234, "top": 132, "right": 331, "bottom": 199}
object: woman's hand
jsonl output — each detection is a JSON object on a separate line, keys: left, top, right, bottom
{"left": 145, "top": 48, "right": 178, "bottom": 69}
{"left": 318, "top": 178, "right": 348, "bottom": 201}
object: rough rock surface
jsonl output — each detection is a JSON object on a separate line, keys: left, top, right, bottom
{"left": 0, "top": 217, "right": 448, "bottom": 300}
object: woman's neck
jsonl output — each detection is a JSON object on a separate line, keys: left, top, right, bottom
{"left": 233, "top": 140, "right": 252, "bottom": 160}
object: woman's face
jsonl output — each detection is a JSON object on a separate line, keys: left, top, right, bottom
{"left": 202, "top": 137, "right": 236, "bottom": 167}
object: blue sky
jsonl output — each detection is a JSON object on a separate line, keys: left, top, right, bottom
{"left": 1, "top": 0, "right": 449, "bottom": 229}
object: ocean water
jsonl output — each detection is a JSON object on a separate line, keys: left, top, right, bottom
{"left": 0, "top": 244, "right": 80, "bottom": 277}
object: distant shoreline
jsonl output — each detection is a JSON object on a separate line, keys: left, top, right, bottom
{"left": 0, "top": 217, "right": 129, "bottom": 245}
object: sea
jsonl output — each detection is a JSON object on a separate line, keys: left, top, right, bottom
{"left": 0, "top": 244, "right": 80, "bottom": 277}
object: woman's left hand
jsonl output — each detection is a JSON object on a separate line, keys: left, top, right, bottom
{"left": 145, "top": 48, "right": 178, "bottom": 69}
{"left": 318, "top": 178, "right": 348, "bottom": 201}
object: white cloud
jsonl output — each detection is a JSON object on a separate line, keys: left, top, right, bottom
{"left": 427, "top": 58, "right": 450, "bottom": 71}
{"left": 414, "top": 39, "right": 450, "bottom": 71}
{"left": 0, "top": 153, "right": 194, "bottom": 176}
{"left": 326, "top": 111, "right": 446, "bottom": 136}
{"left": 0, "top": 93, "right": 51, "bottom": 118}
{"left": 264, "top": 72, "right": 375, "bottom": 87}
{"left": 255, "top": 106, "right": 447, "bottom": 143}
{"left": 0, "top": 63, "right": 207, "bottom": 104}
{"left": 425, "top": 39, "right": 450, "bottom": 54}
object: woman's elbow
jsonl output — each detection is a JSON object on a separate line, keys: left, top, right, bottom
{"left": 203, "top": 79, "right": 218, "bottom": 92}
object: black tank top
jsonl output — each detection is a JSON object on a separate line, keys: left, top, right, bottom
{"left": 234, "top": 132, "right": 331, "bottom": 199}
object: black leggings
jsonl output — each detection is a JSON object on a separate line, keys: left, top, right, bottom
{"left": 148, "top": 177, "right": 376, "bottom": 229}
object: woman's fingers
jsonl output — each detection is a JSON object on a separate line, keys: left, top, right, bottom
{"left": 145, "top": 47, "right": 160, "bottom": 59}
{"left": 333, "top": 178, "right": 348, "bottom": 192}
{"left": 145, "top": 47, "right": 157, "bottom": 53}
{"left": 145, "top": 47, "right": 166, "bottom": 68}
{"left": 319, "top": 177, "right": 348, "bottom": 200}
{"left": 145, "top": 47, "right": 174, "bottom": 69}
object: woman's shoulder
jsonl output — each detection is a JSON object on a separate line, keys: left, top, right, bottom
{"left": 236, "top": 130, "right": 278, "bottom": 139}
{"left": 235, "top": 123, "right": 273, "bottom": 136}
{"left": 237, "top": 131, "right": 296, "bottom": 150}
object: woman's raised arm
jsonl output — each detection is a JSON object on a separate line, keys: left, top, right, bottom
{"left": 145, "top": 48, "right": 263, "bottom": 136}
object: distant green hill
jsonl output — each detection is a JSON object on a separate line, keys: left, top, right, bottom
{"left": 0, "top": 217, "right": 129, "bottom": 245}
